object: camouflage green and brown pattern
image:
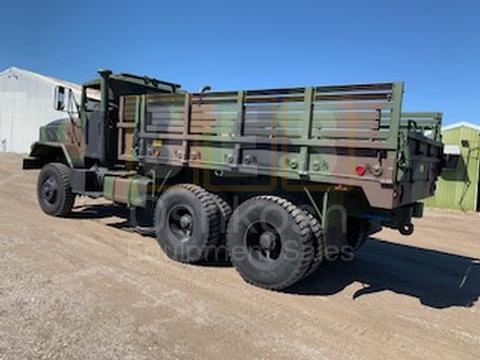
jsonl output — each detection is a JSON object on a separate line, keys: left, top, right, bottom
{"left": 34, "top": 116, "right": 86, "bottom": 167}
{"left": 103, "top": 175, "right": 152, "bottom": 207}
{"left": 122, "top": 83, "right": 443, "bottom": 210}
{"left": 25, "top": 70, "right": 443, "bottom": 213}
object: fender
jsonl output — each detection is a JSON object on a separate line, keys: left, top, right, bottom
{"left": 22, "top": 141, "right": 74, "bottom": 169}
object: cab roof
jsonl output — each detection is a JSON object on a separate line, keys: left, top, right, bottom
{"left": 83, "top": 71, "right": 181, "bottom": 93}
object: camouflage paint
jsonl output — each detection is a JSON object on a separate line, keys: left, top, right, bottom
{"left": 104, "top": 175, "right": 152, "bottom": 208}
{"left": 132, "top": 83, "right": 443, "bottom": 210}
{"left": 25, "top": 70, "right": 443, "bottom": 217}
{"left": 36, "top": 116, "right": 86, "bottom": 167}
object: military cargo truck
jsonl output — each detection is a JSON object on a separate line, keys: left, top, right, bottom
{"left": 23, "top": 69, "right": 444, "bottom": 290}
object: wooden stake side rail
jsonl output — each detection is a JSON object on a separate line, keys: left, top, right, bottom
{"left": 114, "top": 82, "right": 444, "bottom": 209}
{"left": 122, "top": 82, "right": 408, "bottom": 183}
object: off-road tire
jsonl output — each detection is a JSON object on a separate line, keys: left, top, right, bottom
{"left": 302, "top": 210, "right": 324, "bottom": 279}
{"left": 226, "top": 195, "right": 314, "bottom": 290}
{"left": 210, "top": 192, "right": 232, "bottom": 235}
{"left": 154, "top": 184, "right": 221, "bottom": 264}
{"left": 37, "top": 163, "right": 75, "bottom": 217}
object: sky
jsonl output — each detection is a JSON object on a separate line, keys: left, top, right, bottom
{"left": 0, "top": 0, "right": 478, "bottom": 125}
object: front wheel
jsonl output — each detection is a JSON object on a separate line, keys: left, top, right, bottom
{"left": 37, "top": 163, "right": 76, "bottom": 217}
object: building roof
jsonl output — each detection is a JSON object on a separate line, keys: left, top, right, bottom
{"left": 0, "top": 66, "right": 82, "bottom": 91}
{"left": 442, "top": 121, "right": 480, "bottom": 133}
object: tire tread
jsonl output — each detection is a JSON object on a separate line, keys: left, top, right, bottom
{"left": 155, "top": 183, "right": 221, "bottom": 263}
{"left": 227, "top": 195, "right": 314, "bottom": 290}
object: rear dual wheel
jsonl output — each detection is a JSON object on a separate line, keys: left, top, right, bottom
{"left": 155, "top": 189, "right": 323, "bottom": 290}
{"left": 226, "top": 196, "right": 316, "bottom": 290}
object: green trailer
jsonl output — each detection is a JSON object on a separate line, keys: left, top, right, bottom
{"left": 23, "top": 70, "right": 444, "bottom": 290}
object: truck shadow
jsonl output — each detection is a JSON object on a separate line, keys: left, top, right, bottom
{"left": 70, "top": 204, "right": 123, "bottom": 219}
{"left": 71, "top": 205, "right": 480, "bottom": 309}
{"left": 289, "top": 238, "right": 480, "bottom": 309}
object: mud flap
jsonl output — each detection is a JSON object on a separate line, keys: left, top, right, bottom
{"left": 322, "top": 191, "right": 349, "bottom": 254}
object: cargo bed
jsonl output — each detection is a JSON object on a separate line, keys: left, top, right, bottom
{"left": 118, "top": 83, "right": 443, "bottom": 209}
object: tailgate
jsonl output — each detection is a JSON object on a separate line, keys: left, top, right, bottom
{"left": 395, "top": 112, "right": 444, "bottom": 206}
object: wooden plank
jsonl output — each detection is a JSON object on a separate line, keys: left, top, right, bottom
{"left": 314, "top": 129, "right": 389, "bottom": 139}
{"left": 123, "top": 110, "right": 136, "bottom": 117}
{"left": 243, "top": 124, "right": 303, "bottom": 132}
{"left": 244, "top": 104, "right": 306, "bottom": 112}
{"left": 147, "top": 113, "right": 185, "bottom": 121}
{"left": 245, "top": 87, "right": 306, "bottom": 96}
{"left": 146, "top": 100, "right": 185, "bottom": 107}
{"left": 146, "top": 125, "right": 184, "bottom": 133}
{"left": 150, "top": 119, "right": 185, "bottom": 127}
{"left": 191, "top": 112, "right": 237, "bottom": 121}
{"left": 244, "top": 113, "right": 304, "bottom": 122}
{"left": 149, "top": 113, "right": 185, "bottom": 121}
{"left": 314, "top": 102, "right": 393, "bottom": 110}
{"left": 244, "top": 93, "right": 305, "bottom": 102}
{"left": 243, "top": 128, "right": 303, "bottom": 137}
{"left": 312, "top": 120, "right": 380, "bottom": 129}
{"left": 191, "top": 97, "right": 238, "bottom": 105}
{"left": 190, "top": 130, "right": 233, "bottom": 135}
{"left": 244, "top": 95, "right": 305, "bottom": 103}
{"left": 313, "top": 111, "right": 380, "bottom": 121}
{"left": 315, "top": 93, "right": 390, "bottom": 101}
{"left": 190, "top": 124, "right": 235, "bottom": 133}
{"left": 315, "top": 83, "right": 393, "bottom": 92}
{"left": 190, "top": 120, "right": 236, "bottom": 128}
{"left": 244, "top": 121, "right": 303, "bottom": 129}
{"left": 147, "top": 105, "right": 184, "bottom": 114}
{"left": 191, "top": 91, "right": 237, "bottom": 98}
{"left": 191, "top": 104, "right": 238, "bottom": 113}
{"left": 147, "top": 93, "right": 185, "bottom": 100}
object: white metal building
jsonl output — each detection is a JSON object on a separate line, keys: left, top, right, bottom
{"left": 0, "top": 67, "right": 82, "bottom": 153}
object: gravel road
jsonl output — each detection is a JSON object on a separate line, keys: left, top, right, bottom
{"left": 1, "top": 153, "right": 479, "bottom": 359}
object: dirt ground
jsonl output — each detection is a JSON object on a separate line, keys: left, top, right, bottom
{"left": 0, "top": 153, "right": 479, "bottom": 360}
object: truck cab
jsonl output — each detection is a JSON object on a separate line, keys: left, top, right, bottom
{"left": 24, "top": 69, "right": 181, "bottom": 170}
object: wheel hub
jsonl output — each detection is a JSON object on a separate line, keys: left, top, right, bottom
{"left": 180, "top": 214, "right": 193, "bottom": 230}
{"left": 167, "top": 206, "right": 195, "bottom": 243}
{"left": 245, "top": 222, "right": 282, "bottom": 263}
{"left": 259, "top": 231, "right": 277, "bottom": 251}
{"left": 42, "top": 177, "right": 57, "bottom": 203}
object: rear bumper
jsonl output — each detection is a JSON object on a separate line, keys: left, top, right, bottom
{"left": 384, "top": 202, "right": 423, "bottom": 230}
{"left": 366, "top": 201, "right": 423, "bottom": 232}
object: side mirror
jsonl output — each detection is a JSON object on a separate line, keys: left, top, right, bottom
{"left": 54, "top": 85, "right": 67, "bottom": 111}
{"left": 53, "top": 86, "right": 79, "bottom": 113}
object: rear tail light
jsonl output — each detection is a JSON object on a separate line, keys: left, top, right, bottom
{"left": 355, "top": 165, "right": 366, "bottom": 176}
